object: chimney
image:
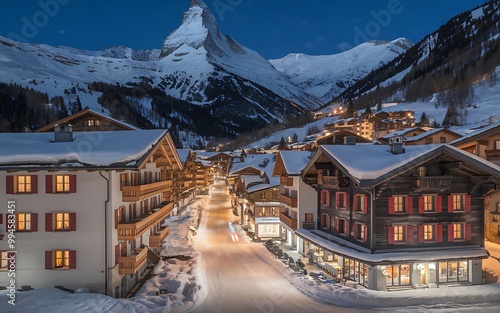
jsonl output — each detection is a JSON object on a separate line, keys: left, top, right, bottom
{"left": 389, "top": 136, "right": 405, "bottom": 154}
{"left": 54, "top": 123, "right": 74, "bottom": 142}
{"left": 344, "top": 136, "right": 356, "bottom": 145}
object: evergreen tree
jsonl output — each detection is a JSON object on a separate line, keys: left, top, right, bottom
{"left": 419, "top": 112, "right": 430, "bottom": 126}
{"left": 277, "top": 137, "right": 290, "bottom": 150}
{"left": 442, "top": 103, "right": 460, "bottom": 128}
{"left": 292, "top": 132, "right": 298, "bottom": 143}
{"left": 345, "top": 99, "right": 354, "bottom": 118}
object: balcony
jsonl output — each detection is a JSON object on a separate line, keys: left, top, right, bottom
{"left": 118, "top": 248, "right": 147, "bottom": 275}
{"left": 117, "top": 202, "right": 174, "bottom": 241}
{"left": 318, "top": 174, "right": 349, "bottom": 188}
{"left": 412, "top": 176, "right": 452, "bottom": 191}
{"left": 485, "top": 149, "right": 500, "bottom": 161}
{"left": 279, "top": 212, "right": 298, "bottom": 229}
{"left": 122, "top": 180, "right": 172, "bottom": 202}
{"left": 302, "top": 222, "right": 316, "bottom": 230}
{"left": 279, "top": 193, "right": 298, "bottom": 208}
{"left": 149, "top": 226, "right": 170, "bottom": 248}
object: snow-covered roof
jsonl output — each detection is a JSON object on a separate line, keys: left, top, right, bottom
{"left": 248, "top": 183, "right": 273, "bottom": 193}
{"left": 380, "top": 127, "right": 426, "bottom": 139}
{"left": 278, "top": 151, "right": 312, "bottom": 175}
{"left": 230, "top": 153, "right": 276, "bottom": 179}
{"left": 296, "top": 229, "right": 488, "bottom": 264}
{"left": 0, "top": 130, "right": 167, "bottom": 168}
{"left": 449, "top": 122, "right": 500, "bottom": 146}
{"left": 308, "top": 144, "right": 500, "bottom": 188}
{"left": 404, "top": 128, "right": 460, "bottom": 142}
{"left": 240, "top": 175, "right": 264, "bottom": 189}
{"left": 177, "top": 149, "right": 191, "bottom": 163}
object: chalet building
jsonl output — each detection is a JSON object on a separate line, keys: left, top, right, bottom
{"left": 403, "top": 128, "right": 462, "bottom": 146}
{"left": 315, "top": 130, "right": 373, "bottom": 148}
{"left": 451, "top": 122, "right": 500, "bottom": 244}
{"left": 377, "top": 127, "right": 434, "bottom": 145}
{"left": 273, "top": 151, "right": 317, "bottom": 250}
{"left": 0, "top": 128, "right": 183, "bottom": 297}
{"left": 35, "top": 108, "right": 140, "bottom": 133}
{"left": 299, "top": 142, "right": 500, "bottom": 291}
{"left": 197, "top": 152, "right": 234, "bottom": 177}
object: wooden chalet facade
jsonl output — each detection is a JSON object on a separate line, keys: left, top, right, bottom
{"left": 0, "top": 128, "right": 183, "bottom": 297}
{"left": 35, "top": 108, "right": 139, "bottom": 133}
{"left": 300, "top": 143, "right": 500, "bottom": 291}
{"left": 402, "top": 128, "right": 462, "bottom": 146}
{"left": 451, "top": 122, "right": 500, "bottom": 244}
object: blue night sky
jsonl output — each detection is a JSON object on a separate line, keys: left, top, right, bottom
{"left": 0, "top": 0, "right": 488, "bottom": 59}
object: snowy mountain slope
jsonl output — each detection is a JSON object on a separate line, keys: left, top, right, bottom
{"left": 269, "top": 38, "right": 413, "bottom": 102}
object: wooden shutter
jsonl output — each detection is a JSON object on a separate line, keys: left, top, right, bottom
{"left": 69, "top": 250, "right": 77, "bottom": 269}
{"left": 114, "top": 209, "right": 120, "bottom": 229}
{"left": 45, "top": 251, "right": 53, "bottom": 270}
{"left": 353, "top": 196, "right": 358, "bottom": 212}
{"left": 418, "top": 196, "right": 424, "bottom": 214}
{"left": 448, "top": 224, "right": 454, "bottom": 242}
{"left": 417, "top": 225, "right": 424, "bottom": 243}
{"left": 45, "top": 213, "right": 53, "bottom": 232}
{"left": 6, "top": 175, "right": 14, "bottom": 194}
{"left": 46, "top": 175, "right": 53, "bottom": 193}
{"left": 345, "top": 194, "right": 349, "bottom": 211}
{"left": 0, "top": 214, "right": 2, "bottom": 224}
{"left": 334, "top": 218, "right": 339, "bottom": 234}
{"left": 345, "top": 221, "right": 350, "bottom": 237}
{"left": 31, "top": 175, "right": 38, "bottom": 193}
{"left": 317, "top": 173, "right": 323, "bottom": 185}
{"left": 364, "top": 196, "right": 368, "bottom": 214}
{"left": 436, "top": 224, "right": 443, "bottom": 242}
{"left": 320, "top": 190, "right": 324, "bottom": 206}
{"left": 69, "top": 213, "right": 76, "bottom": 231}
{"left": 31, "top": 213, "right": 38, "bottom": 232}
{"left": 436, "top": 196, "right": 443, "bottom": 213}
{"left": 115, "top": 245, "right": 120, "bottom": 265}
{"left": 465, "top": 195, "right": 471, "bottom": 212}
{"left": 406, "top": 196, "right": 413, "bottom": 214}
{"left": 448, "top": 196, "right": 454, "bottom": 213}
{"left": 363, "top": 225, "right": 368, "bottom": 243}
{"left": 388, "top": 226, "right": 394, "bottom": 244}
{"left": 388, "top": 196, "right": 394, "bottom": 214}
{"left": 336, "top": 193, "right": 340, "bottom": 208}
{"left": 353, "top": 222, "right": 358, "bottom": 239}
{"left": 326, "top": 191, "right": 331, "bottom": 207}
{"left": 69, "top": 175, "right": 77, "bottom": 193}
{"left": 465, "top": 223, "right": 472, "bottom": 241}
{"left": 406, "top": 225, "right": 413, "bottom": 243}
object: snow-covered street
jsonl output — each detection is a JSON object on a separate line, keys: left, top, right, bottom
{"left": 1, "top": 179, "right": 500, "bottom": 312}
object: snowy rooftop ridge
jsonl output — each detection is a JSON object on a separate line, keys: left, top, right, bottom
{"left": 278, "top": 150, "right": 312, "bottom": 175}
{"left": 0, "top": 129, "right": 167, "bottom": 168}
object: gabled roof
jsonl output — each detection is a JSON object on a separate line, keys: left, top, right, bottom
{"left": 302, "top": 144, "right": 500, "bottom": 188}
{"left": 450, "top": 122, "right": 500, "bottom": 146}
{"left": 273, "top": 151, "right": 312, "bottom": 176}
{"left": 404, "top": 128, "right": 461, "bottom": 142}
{"left": 35, "top": 108, "right": 140, "bottom": 132}
{"left": 176, "top": 149, "right": 191, "bottom": 163}
{"left": 0, "top": 129, "right": 182, "bottom": 171}
{"left": 380, "top": 127, "right": 432, "bottom": 139}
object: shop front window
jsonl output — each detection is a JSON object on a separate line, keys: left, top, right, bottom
{"left": 385, "top": 264, "right": 411, "bottom": 287}
{"left": 439, "top": 260, "right": 469, "bottom": 283}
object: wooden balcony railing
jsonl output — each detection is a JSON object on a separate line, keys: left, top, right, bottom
{"left": 149, "top": 226, "right": 170, "bottom": 248}
{"left": 412, "top": 176, "right": 452, "bottom": 191}
{"left": 302, "top": 222, "right": 316, "bottom": 230}
{"left": 485, "top": 149, "right": 500, "bottom": 161}
{"left": 118, "top": 248, "right": 147, "bottom": 275}
{"left": 279, "top": 193, "right": 298, "bottom": 208}
{"left": 279, "top": 212, "right": 298, "bottom": 229}
{"left": 122, "top": 180, "right": 172, "bottom": 202}
{"left": 318, "top": 174, "right": 349, "bottom": 188}
{"left": 117, "top": 202, "right": 174, "bottom": 241}
{"left": 280, "top": 176, "right": 294, "bottom": 186}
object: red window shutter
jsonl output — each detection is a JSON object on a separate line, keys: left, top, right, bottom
{"left": 69, "top": 250, "right": 76, "bottom": 269}
{"left": 418, "top": 225, "right": 424, "bottom": 243}
{"left": 345, "top": 194, "right": 349, "bottom": 211}
{"left": 388, "top": 196, "right": 394, "bottom": 214}
{"left": 418, "top": 196, "right": 424, "bottom": 214}
{"left": 465, "top": 195, "right": 471, "bottom": 212}
{"left": 336, "top": 193, "right": 340, "bottom": 208}
{"left": 45, "top": 251, "right": 53, "bottom": 270}
{"left": 363, "top": 225, "right": 368, "bottom": 243}
{"left": 406, "top": 196, "right": 413, "bottom": 214}
{"left": 465, "top": 223, "right": 472, "bottom": 241}
{"left": 436, "top": 196, "right": 443, "bottom": 213}
{"left": 320, "top": 191, "right": 324, "bottom": 205}
{"left": 69, "top": 213, "right": 76, "bottom": 231}
{"left": 6, "top": 175, "right": 14, "bottom": 194}
{"left": 353, "top": 222, "right": 358, "bottom": 239}
{"left": 334, "top": 218, "right": 339, "bottom": 233}
{"left": 115, "top": 210, "right": 119, "bottom": 229}
{"left": 31, "top": 175, "right": 38, "bottom": 193}
{"left": 115, "top": 245, "right": 120, "bottom": 265}
{"left": 448, "top": 196, "right": 454, "bottom": 213}
{"left": 326, "top": 191, "right": 331, "bottom": 207}
{"left": 31, "top": 213, "right": 38, "bottom": 232}
{"left": 45, "top": 213, "right": 53, "bottom": 232}
{"left": 69, "top": 175, "right": 77, "bottom": 193}
{"left": 448, "top": 224, "right": 454, "bottom": 242}
{"left": 436, "top": 224, "right": 443, "bottom": 242}
{"left": 0, "top": 214, "right": 2, "bottom": 224}
{"left": 345, "top": 221, "right": 350, "bottom": 236}
{"left": 406, "top": 225, "right": 413, "bottom": 243}
{"left": 388, "top": 226, "right": 394, "bottom": 244}
{"left": 364, "top": 196, "right": 368, "bottom": 214}
{"left": 46, "top": 175, "right": 53, "bottom": 193}
{"left": 353, "top": 196, "right": 358, "bottom": 212}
